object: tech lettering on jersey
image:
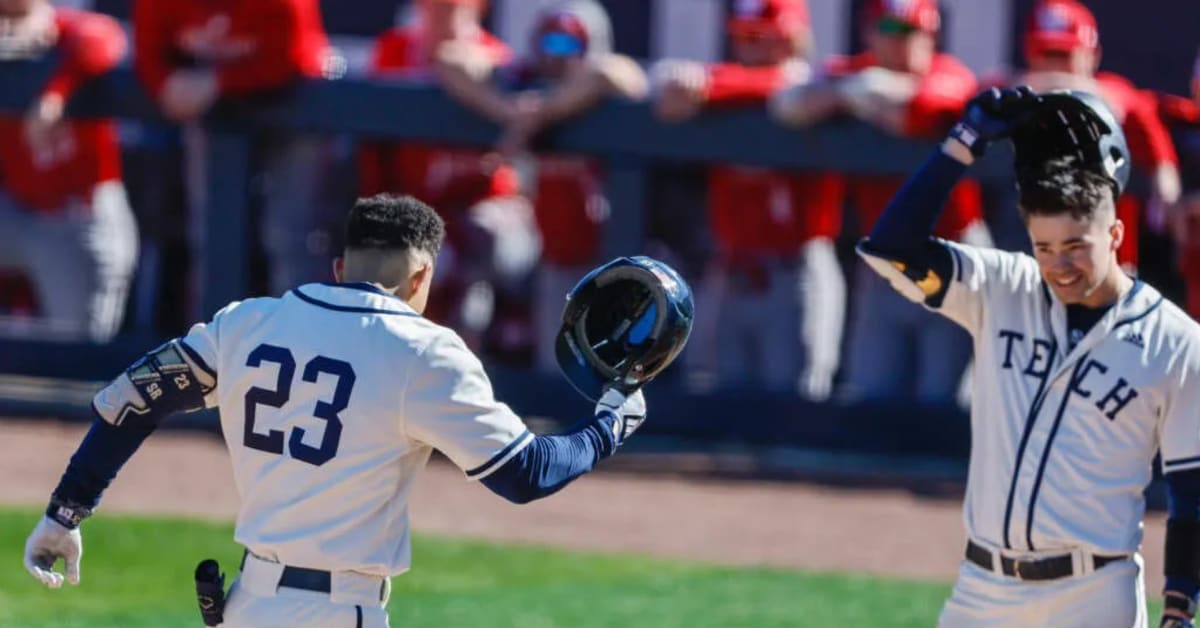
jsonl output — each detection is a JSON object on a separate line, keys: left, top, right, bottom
{"left": 997, "top": 329, "right": 1139, "bottom": 421}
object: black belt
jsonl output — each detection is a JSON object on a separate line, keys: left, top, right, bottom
{"left": 965, "top": 540, "right": 1126, "bottom": 581}
{"left": 241, "top": 550, "right": 331, "bottom": 593}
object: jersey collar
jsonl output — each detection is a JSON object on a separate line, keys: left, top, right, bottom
{"left": 1044, "top": 277, "right": 1161, "bottom": 365}
{"left": 290, "top": 282, "right": 420, "bottom": 317}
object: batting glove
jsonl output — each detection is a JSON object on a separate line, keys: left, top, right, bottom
{"left": 595, "top": 387, "right": 647, "bottom": 446}
{"left": 24, "top": 515, "right": 83, "bottom": 588}
{"left": 949, "top": 86, "right": 1040, "bottom": 157}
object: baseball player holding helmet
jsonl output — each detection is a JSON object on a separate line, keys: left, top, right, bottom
{"left": 21, "top": 193, "right": 692, "bottom": 627}
{"left": 860, "top": 86, "right": 1200, "bottom": 627}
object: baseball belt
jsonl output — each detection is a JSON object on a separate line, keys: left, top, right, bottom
{"left": 965, "top": 540, "right": 1128, "bottom": 581}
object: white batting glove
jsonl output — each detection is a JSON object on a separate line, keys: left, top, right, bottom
{"left": 24, "top": 516, "right": 83, "bottom": 588}
{"left": 595, "top": 387, "right": 647, "bottom": 446}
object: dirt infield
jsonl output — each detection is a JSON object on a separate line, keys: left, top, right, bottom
{"left": 0, "top": 419, "right": 1167, "bottom": 592}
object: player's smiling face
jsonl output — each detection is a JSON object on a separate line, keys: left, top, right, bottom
{"left": 1027, "top": 209, "right": 1123, "bottom": 306}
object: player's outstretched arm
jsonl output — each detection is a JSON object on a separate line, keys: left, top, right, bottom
{"left": 23, "top": 338, "right": 217, "bottom": 588}
{"left": 1161, "top": 469, "right": 1200, "bottom": 627}
{"left": 479, "top": 388, "right": 644, "bottom": 504}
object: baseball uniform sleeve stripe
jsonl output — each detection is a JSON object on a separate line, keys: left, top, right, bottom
{"left": 465, "top": 430, "right": 535, "bottom": 480}
{"left": 1165, "top": 456, "right": 1200, "bottom": 472}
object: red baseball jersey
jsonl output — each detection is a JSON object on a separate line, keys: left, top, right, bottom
{"left": 358, "top": 26, "right": 516, "bottom": 208}
{"left": 533, "top": 155, "right": 606, "bottom": 266}
{"left": 824, "top": 52, "right": 982, "bottom": 239}
{"left": 1094, "top": 72, "right": 1177, "bottom": 267}
{"left": 703, "top": 62, "right": 843, "bottom": 260}
{"left": 0, "top": 8, "right": 125, "bottom": 213}
{"left": 133, "top": 0, "right": 328, "bottom": 98}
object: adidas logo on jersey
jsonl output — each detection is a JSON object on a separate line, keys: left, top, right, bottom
{"left": 1122, "top": 332, "right": 1145, "bottom": 349}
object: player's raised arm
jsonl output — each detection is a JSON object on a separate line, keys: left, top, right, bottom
{"left": 857, "top": 86, "right": 1040, "bottom": 334}
{"left": 22, "top": 318, "right": 223, "bottom": 588}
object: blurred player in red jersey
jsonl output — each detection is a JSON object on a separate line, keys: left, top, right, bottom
{"left": 650, "top": 0, "right": 845, "bottom": 398}
{"left": 360, "top": 0, "right": 527, "bottom": 342}
{"left": 771, "top": 0, "right": 989, "bottom": 404}
{"left": 132, "top": 0, "right": 335, "bottom": 308}
{"left": 1155, "top": 50, "right": 1200, "bottom": 319}
{"left": 0, "top": 0, "right": 138, "bottom": 341}
{"left": 1005, "top": 0, "right": 1182, "bottom": 270}
{"left": 437, "top": 0, "right": 648, "bottom": 373}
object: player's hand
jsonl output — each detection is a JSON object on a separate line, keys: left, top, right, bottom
{"left": 23, "top": 516, "right": 83, "bottom": 588}
{"left": 798, "top": 362, "right": 836, "bottom": 402}
{"left": 595, "top": 387, "right": 647, "bottom": 446}
{"left": 949, "top": 86, "right": 1040, "bottom": 158}
{"left": 159, "top": 70, "right": 219, "bottom": 122}
{"left": 23, "top": 92, "right": 65, "bottom": 155}
{"left": 651, "top": 60, "right": 707, "bottom": 123}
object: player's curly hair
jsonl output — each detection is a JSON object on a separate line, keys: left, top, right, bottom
{"left": 1016, "top": 156, "right": 1117, "bottom": 222}
{"left": 345, "top": 194, "right": 445, "bottom": 258}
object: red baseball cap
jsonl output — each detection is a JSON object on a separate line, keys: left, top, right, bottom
{"left": 1024, "top": 0, "right": 1099, "bottom": 57}
{"left": 865, "top": 0, "right": 940, "bottom": 34}
{"left": 728, "top": 0, "right": 810, "bottom": 40}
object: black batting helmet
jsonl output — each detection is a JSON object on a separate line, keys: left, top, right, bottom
{"left": 1011, "top": 89, "right": 1131, "bottom": 197}
{"left": 554, "top": 256, "right": 694, "bottom": 402}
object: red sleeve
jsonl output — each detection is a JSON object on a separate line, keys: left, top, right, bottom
{"left": 1122, "top": 90, "right": 1179, "bottom": 168}
{"left": 903, "top": 56, "right": 977, "bottom": 138}
{"left": 703, "top": 63, "right": 783, "bottom": 106}
{"left": 1157, "top": 92, "right": 1200, "bottom": 128}
{"left": 215, "top": 0, "right": 328, "bottom": 95}
{"left": 371, "top": 30, "right": 410, "bottom": 74}
{"left": 793, "top": 172, "right": 844, "bottom": 241}
{"left": 42, "top": 11, "right": 127, "bottom": 101}
{"left": 133, "top": 0, "right": 174, "bottom": 98}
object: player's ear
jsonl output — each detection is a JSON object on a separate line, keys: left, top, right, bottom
{"left": 332, "top": 257, "right": 345, "bottom": 283}
{"left": 1109, "top": 217, "right": 1124, "bottom": 253}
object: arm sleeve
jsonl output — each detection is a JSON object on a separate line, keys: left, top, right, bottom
{"left": 133, "top": 0, "right": 173, "bottom": 98}
{"left": 703, "top": 64, "right": 784, "bottom": 106}
{"left": 903, "top": 64, "right": 976, "bottom": 138}
{"left": 1159, "top": 348, "right": 1200, "bottom": 475}
{"left": 1122, "top": 90, "right": 1180, "bottom": 169}
{"left": 857, "top": 148, "right": 1029, "bottom": 336}
{"left": 1165, "top": 469, "right": 1200, "bottom": 600}
{"left": 42, "top": 12, "right": 127, "bottom": 102}
{"left": 50, "top": 307, "right": 227, "bottom": 511}
{"left": 215, "top": 0, "right": 323, "bottom": 95}
{"left": 402, "top": 330, "right": 535, "bottom": 480}
{"left": 479, "top": 413, "right": 618, "bottom": 504}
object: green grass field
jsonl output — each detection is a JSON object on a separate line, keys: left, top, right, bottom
{"left": 0, "top": 508, "right": 1163, "bottom": 627}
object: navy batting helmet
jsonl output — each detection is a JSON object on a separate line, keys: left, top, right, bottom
{"left": 554, "top": 256, "right": 694, "bottom": 402}
{"left": 1011, "top": 89, "right": 1131, "bottom": 197}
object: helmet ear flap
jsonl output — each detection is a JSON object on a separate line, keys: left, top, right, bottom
{"left": 554, "top": 256, "right": 694, "bottom": 401}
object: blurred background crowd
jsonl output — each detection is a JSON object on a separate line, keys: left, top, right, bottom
{"left": 2, "top": 0, "right": 1200, "bottom": 409}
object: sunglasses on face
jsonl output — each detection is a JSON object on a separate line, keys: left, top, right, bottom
{"left": 876, "top": 17, "right": 920, "bottom": 36}
{"left": 539, "top": 31, "right": 585, "bottom": 58}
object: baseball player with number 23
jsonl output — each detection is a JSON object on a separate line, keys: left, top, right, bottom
{"left": 861, "top": 84, "right": 1200, "bottom": 627}
{"left": 20, "top": 193, "right": 693, "bottom": 627}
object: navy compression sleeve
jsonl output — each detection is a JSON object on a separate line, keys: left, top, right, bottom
{"left": 1165, "top": 469, "right": 1200, "bottom": 599}
{"left": 868, "top": 147, "right": 970, "bottom": 253}
{"left": 50, "top": 415, "right": 157, "bottom": 510}
{"left": 480, "top": 413, "right": 618, "bottom": 504}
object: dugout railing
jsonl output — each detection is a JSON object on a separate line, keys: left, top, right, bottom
{"left": 0, "top": 57, "right": 1020, "bottom": 462}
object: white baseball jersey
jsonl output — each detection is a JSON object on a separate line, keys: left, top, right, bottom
{"left": 178, "top": 282, "right": 533, "bottom": 576}
{"left": 861, "top": 241, "right": 1200, "bottom": 555}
